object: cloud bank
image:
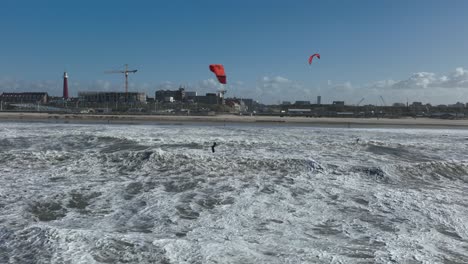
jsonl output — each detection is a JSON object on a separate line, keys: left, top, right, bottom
{"left": 391, "top": 68, "right": 468, "bottom": 90}
{"left": 1, "top": 67, "right": 468, "bottom": 105}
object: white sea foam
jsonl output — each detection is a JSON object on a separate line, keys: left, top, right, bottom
{"left": 0, "top": 123, "right": 468, "bottom": 263}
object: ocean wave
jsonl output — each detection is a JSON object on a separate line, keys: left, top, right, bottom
{"left": 1, "top": 123, "right": 468, "bottom": 263}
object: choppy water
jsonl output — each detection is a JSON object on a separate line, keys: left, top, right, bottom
{"left": 1, "top": 122, "right": 468, "bottom": 263}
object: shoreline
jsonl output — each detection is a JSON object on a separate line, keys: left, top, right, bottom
{"left": 1, "top": 112, "right": 468, "bottom": 129}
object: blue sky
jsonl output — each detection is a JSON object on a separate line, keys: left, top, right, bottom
{"left": 1, "top": 0, "right": 468, "bottom": 104}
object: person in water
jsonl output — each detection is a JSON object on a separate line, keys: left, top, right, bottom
{"left": 211, "top": 142, "right": 217, "bottom": 153}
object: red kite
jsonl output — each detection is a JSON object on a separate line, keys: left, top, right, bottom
{"left": 209, "top": 64, "right": 227, "bottom": 84}
{"left": 308, "top": 54, "right": 321, "bottom": 65}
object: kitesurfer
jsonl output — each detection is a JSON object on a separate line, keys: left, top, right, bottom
{"left": 211, "top": 142, "right": 217, "bottom": 153}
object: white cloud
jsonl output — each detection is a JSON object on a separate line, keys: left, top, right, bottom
{"left": 188, "top": 78, "right": 225, "bottom": 95}
{"left": 262, "top": 76, "right": 289, "bottom": 84}
{"left": 391, "top": 67, "right": 468, "bottom": 90}
{"left": 392, "top": 72, "right": 437, "bottom": 89}
{"left": 342, "top": 68, "right": 468, "bottom": 104}
{"left": 331, "top": 81, "right": 353, "bottom": 91}
{"left": 369, "top": 79, "right": 397, "bottom": 89}
{"left": 88, "top": 80, "right": 112, "bottom": 91}
{"left": 199, "top": 78, "right": 223, "bottom": 90}
{"left": 250, "top": 76, "right": 315, "bottom": 104}
{"left": 438, "top": 67, "right": 468, "bottom": 88}
{"left": 155, "top": 81, "right": 177, "bottom": 90}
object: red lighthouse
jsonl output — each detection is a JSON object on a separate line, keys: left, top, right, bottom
{"left": 63, "top": 72, "right": 69, "bottom": 99}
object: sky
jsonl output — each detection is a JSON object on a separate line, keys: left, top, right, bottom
{"left": 1, "top": 0, "right": 468, "bottom": 105}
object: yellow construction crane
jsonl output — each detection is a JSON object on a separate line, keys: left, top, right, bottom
{"left": 105, "top": 64, "right": 138, "bottom": 99}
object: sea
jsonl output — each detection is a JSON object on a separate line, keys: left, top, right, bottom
{"left": 0, "top": 122, "right": 467, "bottom": 264}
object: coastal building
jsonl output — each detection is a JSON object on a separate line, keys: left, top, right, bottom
{"left": 175, "top": 87, "right": 185, "bottom": 101}
{"left": 155, "top": 90, "right": 178, "bottom": 102}
{"left": 448, "top": 102, "right": 465, "bottom": 109}
{"left": 332, "top": 101, "right": 345, "bottom": 106}
{"left": 239, "top": 98, "right": 254, "bottom": 110}
{"left": 155, "top": 87, "right": 196, "bottom": 102}
{"left": 185, "top": 91, "right": 197, "bottom": 101}
{"left": 294, "top": 101, "right": 310, "bottom": 105}
{"left": 78, "top": 92, "right": 146, "bottom": 103}
{"left": 288, "top": 108, "right": 312, "bottom": 113}
{"left": 0, "top": 92, "right": 49, "bottom": 104}
{"left": 317, "top": 96, "right": 321, "bottom": 105}
{"left": 336, "top": 111, "right": 354, "bottom": 117}
{"left": 225, "top": 99, "right": 242, "bottom": 112}
{"left": 195, "top": 93, "right": 220, "bottom": 105}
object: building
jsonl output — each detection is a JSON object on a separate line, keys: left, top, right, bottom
{"left": 317, "top": 96, "right": 321, "bottom": 105}
{"left": 239, "top": 98, "right": 254, "bottom": 110}
{"left": 185, "top": 91, "right": 197, "bottom": 101}
{"left": 225, "top": 99, "right": 242, "bottom": 112}
{"left": 155, "top": 87, "right": 196, "bottom": 102}
{"left": 146, "top": 97, "right": 155, "bottom": 103}
{"left": 332, "top": 101, "right": 345, "bottom": 106}
{"left": 175, "top": 87, "right": 186, "bottom": 101}
{"left": 224, "top": 98, "right": 253, "bottom": 112}
{"left": 195, "top": 93, "right": 220, "bottom": 105}
{"left": 449, "top": 102, "right": 465, "bottom": 109}
{"left": 288, "top": 108, "right": 312, "bottom": 113}
{"left": 155, "top": 90, "right": 177, "bottom": 102}
{"left": 78, "top": 92, "right": 146, "bottom": 103}
{"left": 0, "top": 92, "right": 49, "bottom": 104}
{"left": 294, "top": 101, "right": 311, "bottom": 105}
{"left": 164, "top": 97, "right": 174, "bottom": 103}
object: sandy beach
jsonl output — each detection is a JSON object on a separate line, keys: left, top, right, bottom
{"left": 1, "top": 112, "right": 468, "bottom": 128}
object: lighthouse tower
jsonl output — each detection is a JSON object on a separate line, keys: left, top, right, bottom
{"left": 63, "top": 72, "right": 69, "bottom": 99}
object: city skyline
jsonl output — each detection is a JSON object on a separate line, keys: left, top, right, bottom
{"left": 1, "top": 0, "right": 468, "bottom": 105}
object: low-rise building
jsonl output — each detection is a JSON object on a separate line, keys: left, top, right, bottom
{"left": 0, "top": 92, "right": 49, "bottom": 104}
{"left": 78, "top": 92, "right": 146, "bottom": 103}
{"left": 239, "top": 98, "right": 254, "bottom": 110}
{"left": 155, "top": 87, "right": 196, "bottom": 102}
{"left": 195, "top": 93, "right": 220, "bottom": 105}
{"left": 185, "top": 91, "right": 197, "bottom": 101}
{"left": 156, "top": 90, "right": 178, "bottom": 102}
